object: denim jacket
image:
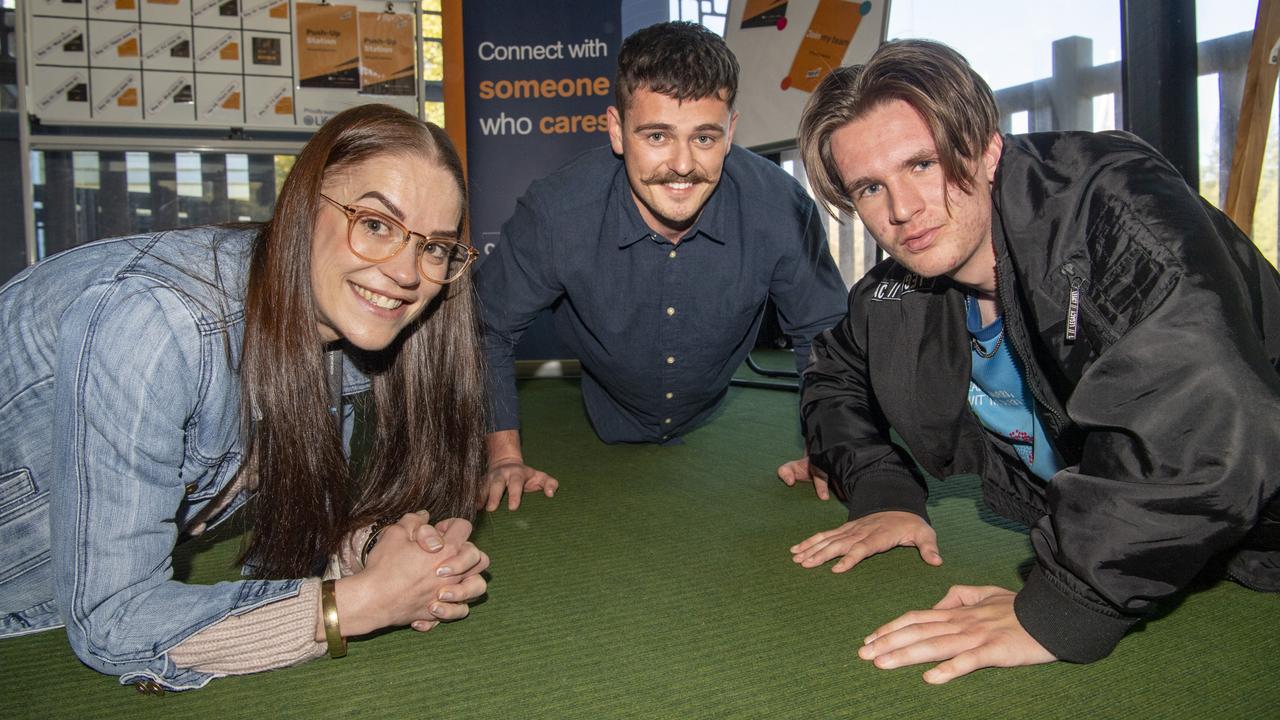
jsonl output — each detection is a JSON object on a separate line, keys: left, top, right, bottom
{"left": 0, "top": 227, "right": 369, "bottom": 690}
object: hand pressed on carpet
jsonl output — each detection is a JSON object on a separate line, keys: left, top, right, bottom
{"left": 859, "top": 585, "right": 1056, "bottom": 684}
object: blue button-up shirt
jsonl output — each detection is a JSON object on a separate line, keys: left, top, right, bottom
{"left": 476, "top": 145, "right": 847, "bottom": 443}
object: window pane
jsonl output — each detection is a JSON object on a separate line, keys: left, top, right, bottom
{"left": 275, "top": 155, "right": 297, "bottom": 196}
{"left": 889, "top": 1, "right": 1122, "bottom": 133}
{"left": 1196, "top": 1, "right": 1277, "bottom": 267}
{"left": 420, "top": 0, "right": 441, "bottom": 13}
{"left": 424, "top": 101, "right": 445, "bottom": 128}
{"left": 176, "top": 152, "right": 203, "bottom": 198}
{"left": 422, "top": 13, "right": 442, "bottom": 39}
{"left": 227, "top": 153, "right": 250, "bottom": 202}
{"left": 1251, "top": 95, "right": 1279, "bottom": 267}
{"left": 423, "top": 41, "right": 444, "bottom": 83}
{"left": 126, "top": 152, "right": 150, "bottom": 194}
{"left": 73, "top": 152, "right": 100, "bottom": 190}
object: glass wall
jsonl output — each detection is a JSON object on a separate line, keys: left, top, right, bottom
{"left": 423, "top": 0, "right": 445, "bottom": 126}
{"left": 1197, "top": 2, "right": 1278, "bottom": 267}
{"left": 14, "top": 2, "right": 1278, "bottom": 279}
{"left": 11, "top": 3, "right": 441, "bottom": 275}
{"left": 31, "top": 149, "right": 294, "bottom": 259}
{"left": 693, "top": 1, "right": 1278, "bottom": 282}
{"left": 671, "top": 0, "right": 728, "bottom": 35}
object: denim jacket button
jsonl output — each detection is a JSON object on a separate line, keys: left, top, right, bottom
{"left": 134, "top": 679, "right": 164, "bottom": 696}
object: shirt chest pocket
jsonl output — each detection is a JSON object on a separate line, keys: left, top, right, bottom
{"left": 0, "top": 468, "right": 36, "bottom": 512}
{"left": 182, "top": 403, "right": 242, "bottom": 501}
{"left": 0, "top": 468, "right": 49, "bottom": 584}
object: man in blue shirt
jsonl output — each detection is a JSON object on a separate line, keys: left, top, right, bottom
{"left": 475, "top": 22, "right": 847, "bottom": 511}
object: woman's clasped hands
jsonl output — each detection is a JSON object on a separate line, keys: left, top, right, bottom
{"left": 335, "top": 511, "right": 489, "bottom": 637}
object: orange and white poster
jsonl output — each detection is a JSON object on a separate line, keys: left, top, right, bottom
{"left": 741, "top": 0, "right": 788, "bottom": 29}
{"left": 358, "top": 10, "right": 415, "bottom": 95}
{"left": 296, "top": 2, "right": 359, "bottom": 89}
{"left": 725, "top": 0, "right": 888, "bottom": 149}
{"left": 782, "top": 0, "right": 865, "bottom": 93}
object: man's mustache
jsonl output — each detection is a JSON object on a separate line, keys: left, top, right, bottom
{"left": 643, "top": 171, "right": 710, "bottom": 185}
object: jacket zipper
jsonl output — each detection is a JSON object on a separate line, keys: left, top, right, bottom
{"left": 994, "top": 254, "right": 1068, "bottom": 436}
{"left": 1063, "top": 265, "right": 1083, "bottom": 344}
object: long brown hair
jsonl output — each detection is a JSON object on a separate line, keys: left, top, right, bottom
{"left": 240, "top": 104, "right": 486, "bottom": 578}
{"left": 798, "top": 39, "right": 1000, "bottom": 218}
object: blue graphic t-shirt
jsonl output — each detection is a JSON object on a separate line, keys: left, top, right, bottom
{"left": 966, "top": 297, "right": 1064, "bottom": 482}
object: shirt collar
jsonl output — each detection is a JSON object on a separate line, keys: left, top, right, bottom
{"left": 612, "top": 160, "right": 730, "bottom": 248}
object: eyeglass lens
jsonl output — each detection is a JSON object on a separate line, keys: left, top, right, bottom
{"left": 348, "top": 210, "right": 470, "bottom": 280}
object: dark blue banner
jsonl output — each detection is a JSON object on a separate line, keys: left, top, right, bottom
{"left": 462, "top": 1, "right": 622, "bottom": 359}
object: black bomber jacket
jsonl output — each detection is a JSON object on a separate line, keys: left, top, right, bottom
{"left": 802, "top": 131, "right": 1280, "bottom": 663}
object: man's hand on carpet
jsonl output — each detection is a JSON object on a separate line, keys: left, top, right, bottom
{"left": 790, "top": 511, "right": 941, "bottom": 572}
{"left": 481, "top": 461, "right": 558, "bottom": 512}
{"left": 777, "top": 456, "right": 830, "bottom": 500}
{"left": 858, "top": 585, "right": 1056, "bottom": 683}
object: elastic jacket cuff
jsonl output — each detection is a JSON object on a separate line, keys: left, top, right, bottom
{"left": 842, "top": 465, "right": 929, "bottom": 524}
{"left": 1014, "top": 566, "right": 1137, "bottom": 664}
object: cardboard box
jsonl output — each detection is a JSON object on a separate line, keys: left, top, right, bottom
{"left": 88, "top": 20, "right": 143, "bottom": 69}
{"left": 241, "top": 0, "right": 290, "bottom": 33}
{"left": 143, "top": 70, "right": 197, "bottom": 122}
{"left": 29, "top": 0, "right": 89, "bottom": 20}
{"left": 244, "top": 75, "right": 295, "bottom": 126}
{"left": 32, "top": 67, "right": 92, "bottom": 122}
{"left": 243, "top": 30, "right": 292, "bottom": 77}
{"left": 194, "top": 27, "right": 243, "bottom": 74}
{"left": 31, "top": 17, "right": 89, "bottom": 67}
{"left": 191, "top": 0, "right": 242, "bottom": 29}
{"left": 141, "top": 0, "right": 193, "bottom": 26}
{"left": 196, "top": 74, "right": 247, "bottom": 123}
{"left": 88, "top": 0, "right": 142, "bottom": 22}
{"left": 90, "top": 68, "right": 143, "bottom": 121}
{"left": 141, "top": 24, "right": 193, "bottom": 72}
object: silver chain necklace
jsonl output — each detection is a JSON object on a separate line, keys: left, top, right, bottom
{"left": 966, "top": 296, "right": 1004, "bottom": 359}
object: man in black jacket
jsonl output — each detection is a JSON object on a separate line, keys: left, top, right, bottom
{"left": 789, "top": 39, "right": 1280, "bottom": 682}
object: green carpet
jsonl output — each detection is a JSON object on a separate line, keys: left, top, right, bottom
{"left": 2, "top": 368, "right": 1275, "bottom": 718}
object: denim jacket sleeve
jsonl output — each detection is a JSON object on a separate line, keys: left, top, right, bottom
{"left": 49, "top": 276, "right": 304, "bottom": 691}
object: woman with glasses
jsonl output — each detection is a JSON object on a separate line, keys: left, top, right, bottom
{"left": 0, "top": 104, "right": 488, "bottom": 691}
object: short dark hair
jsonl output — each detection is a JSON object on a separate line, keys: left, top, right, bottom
{"left": 798, "top": 39, "right": 1000, "bottom": 217}
{"left": 615, "top": 21, "right": 739, "bottom": 113}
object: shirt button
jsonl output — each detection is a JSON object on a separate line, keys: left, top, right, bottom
{"left": 666, "top": 355, "right": 675, "bottom": 364}
{"left": 665, "top": 392, "right": 673, "bottom": 399}
{"left": 669, "top": 250, "right": 677, "bottom": 259}
{"left": 666, "top": 306, "right": 675, "bottom": 316}
{"left": 664, "top": 418, "right": 672, "bottom": 424}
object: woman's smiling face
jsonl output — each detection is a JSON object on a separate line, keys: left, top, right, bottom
{"left": 310, "top": 153, "right": 463, "bottom": 351}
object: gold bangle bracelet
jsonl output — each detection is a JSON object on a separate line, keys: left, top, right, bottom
{"left": 321, "top": 579, "right": 348, "bottom": 659}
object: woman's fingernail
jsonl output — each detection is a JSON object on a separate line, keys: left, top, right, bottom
{"left": 439, "top": 591, "right": 455, "bottom": 601}
{"left": 436, "top": 566, "right": 452, "bottom": 577}
{"left": 426, "top": 538, "right": 444, "bottom": 551}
